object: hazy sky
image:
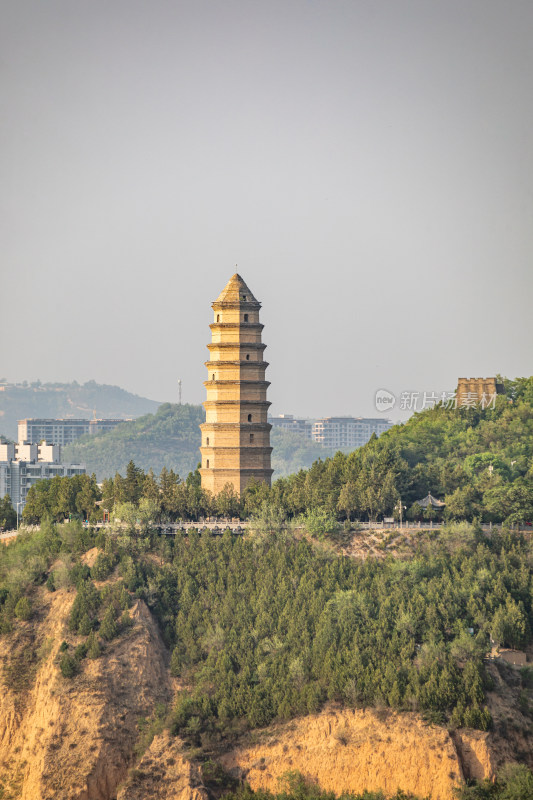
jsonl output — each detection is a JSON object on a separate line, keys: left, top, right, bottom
{"left": 1, "top": 1, "right": 532, "bottom": 421}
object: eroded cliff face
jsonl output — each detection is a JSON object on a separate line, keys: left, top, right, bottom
{"left": 116, "top": 731, "right": 208, "bottom": 800}
{"left": 0, "top": 581, "right": 526, "bottom": 800}
{"left": 0, "top": 587, "right": 171, "bottom": 800}
{"left": 220, "top": 709, "right": 492, "bottom": 800}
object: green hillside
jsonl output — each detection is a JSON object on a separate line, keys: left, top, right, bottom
{"left": 271, "top": 428, "right": 335, "bottom": 477}
{"left": 0, "top": 380, "right": 160, "bottom": 440}
{"left": 268, "top": 376, "right": 533, "bottom": 523}
{"left": 24, "top": 377, "right": 533, "bottom": 524}
{"left": 62, "top": 403, "right": 335, "bottom": 480}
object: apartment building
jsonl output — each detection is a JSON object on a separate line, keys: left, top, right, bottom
{"left": 18, "top": 417, "right": 129, "bottom": 446}
{"left": 268, "top": 414, "right": 313, "bottom": 439}
{"left": 0, "top": 441, "right": 85, "bottom": 510}
{"left": 311, "top": 417, "right": 392, "bottom": 449}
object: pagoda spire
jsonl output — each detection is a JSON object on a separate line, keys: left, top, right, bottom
{"left": 199, "top": 274, "right": 273, "bottom": 495}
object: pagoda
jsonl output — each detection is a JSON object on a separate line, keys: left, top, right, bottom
{"left": 199, "top": 274, "right": 273, "bottom": 495}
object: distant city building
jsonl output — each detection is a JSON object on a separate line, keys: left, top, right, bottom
{"left": 18, "top": 417, "right": 130, "bottom": 446}
{"left": 311, "top": 417, "right": 392, "bottom": 449}
{"left": 455, "top": 377, "right": 504, "bottom": 408}
{"left": 0, "top": 441, "right": 86, "bottom": 510}
{"left": 268, "top": 415, "right": 313, "bottom": 439}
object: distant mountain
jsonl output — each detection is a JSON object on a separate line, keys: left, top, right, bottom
{"left": 0, "top": 380, "right": 160, "bottom": 440}
{"left": 63, "top": 403, "right": 203, "bottom": 479}
{"left": 62, "top": 402, "right": 335, "bottom": 481}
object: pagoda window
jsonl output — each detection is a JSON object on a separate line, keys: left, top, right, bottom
{"left": 250, "top": 434, "right": 254, "bottom": 443}
{"left": 248, "top": 414, "right": 252, "bottom": 422}
{"left": 206, "top": 459, "right": 210, "bottom": 468}
{"left": 206, "top": 437, "right": 210, "bottom": 445}
{"left": 244, "top": 314, "right": 249, "bottom": 322}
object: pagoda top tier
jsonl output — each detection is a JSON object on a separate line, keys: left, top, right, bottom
{"left": 214, "top": 273, "right": 260, "bottom": 307}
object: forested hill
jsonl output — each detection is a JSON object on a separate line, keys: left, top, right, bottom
{"left": 268, "top": 376, "right": 533, "bottom": 524}
{"left": 0, "top": 380, "right": 160, "bottom": 440}
{"left": 62, "top": 403, "right": 335, "bottom": 480}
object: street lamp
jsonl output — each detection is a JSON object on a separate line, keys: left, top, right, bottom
{"left": 395, "top": 499, "right": 406, "bottom": 529}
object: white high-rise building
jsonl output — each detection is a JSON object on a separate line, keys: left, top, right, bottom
{"left": 0, "top": 440, "right": 85, "bottom": 511}
{"left": 311, "top": 417, "right": 392, "bottom": 449}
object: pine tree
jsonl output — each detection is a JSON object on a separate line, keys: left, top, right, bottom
{"left": 99, "top": 606, "right": 118, "bottom": 641}
{"left": 86, "top": 630, "right": 101, "bottom": 659}
{"left": 78, "top": 612, "right": 93, "bottom": 636}
{"left": 124, "top": 461, "right": 143, "bottom": 504}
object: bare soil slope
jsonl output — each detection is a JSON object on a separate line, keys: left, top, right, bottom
{"left": 116, "top": 731, "right": 208, "bottom": 800}
{"left": 220, "top": 708, "right": 493, "bottom": 800}
{"left": 0, "top": 587, "right": 171, "bottom": 800}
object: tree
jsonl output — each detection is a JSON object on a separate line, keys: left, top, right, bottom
{"left": 450, "top": 630, "right": 486, "bottom": 663}
{"left": 100, "top": 606, "right": 118, "bottom": 641}
{"left": 483, "top": 480, "right": 533, "bottom": 525}
{"left": 59, "top": 653, "right": 79, "bottom": 678}
{"left": 124, "top": 461, "right": 143, "bottom": 504}
{"left": 69, "top": 580, "right": 101, "bottom": 632}
{"left": 407, "top": 502, "right": 424, "bottom": 522}
{"left": 159, "top": 467, "right": 181, "bottom": 517}
{"left": 22, "top": 482, "right": 51, "bottom": 524}
{"left": 444, "top": 487, "right": 479, "bottom": 521}
{"left": 75, "top": 474, "right": 101, "bottom": 521}
{"left": 142, "top": 469, "right": 161, "bottom": 507}
{"left": 249, "top": 501, "right": 287, "bottom": 538}
{"left": 337, "top": 482, "right": 358, "bottom": 521}
{"left": 216, "top": 483, "right": 241, "bottom": 519}
{"left": 491, "top": 599, "right": 529, "bottom": 649}
{"left": 86, "top": 630, "right": 101, "bottom": 658}
{"left": 56, "top": 477, "right": 76, "bottom": 520}
{"left": 0, "top": 495, "right": 17, "bottom": 530}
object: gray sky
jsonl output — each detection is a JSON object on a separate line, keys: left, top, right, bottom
{"left": 1, "top": 0, "right": 532, "bottom": 421}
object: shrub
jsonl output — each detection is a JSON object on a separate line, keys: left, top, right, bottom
{"left": 14, "top": 597, "right": 32, "bottom": 621}
{"left": 120, "top": 610, "right": 133, "bottom": 629}
{"left": 299, "top": 508, "right": 340, "bottom": 538}
{"left": 59, "top": 653, "right": 79, "bottom": 678}
{"left": 74, "top": 642, "right": 88, "bottom": 661}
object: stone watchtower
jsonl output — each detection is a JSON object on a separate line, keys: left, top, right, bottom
{"left": 200, "top": 274, "right": 273, "bottom": 495}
